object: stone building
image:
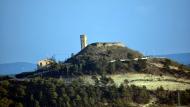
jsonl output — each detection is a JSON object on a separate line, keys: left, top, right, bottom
{"left": 37, "top": 59, "right": 54, "bottom": 68}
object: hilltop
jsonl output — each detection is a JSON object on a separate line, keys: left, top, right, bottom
{"left": 66, "top": 42, "right": 142, "bottom": 64}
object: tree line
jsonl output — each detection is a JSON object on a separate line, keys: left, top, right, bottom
{"left": 1, "top": 76, "right": 190, "bottom": 107}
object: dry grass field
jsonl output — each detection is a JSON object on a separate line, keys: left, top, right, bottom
{"left": 80, "top": 73, "right": 190, "bottom": 91}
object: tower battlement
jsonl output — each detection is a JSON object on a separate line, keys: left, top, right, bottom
{"left": 91, "top": 42, "right": 125, "bottom": 47}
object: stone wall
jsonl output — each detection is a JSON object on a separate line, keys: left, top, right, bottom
{"left": 92, "top": 42, "right": 125, "bottom": 47}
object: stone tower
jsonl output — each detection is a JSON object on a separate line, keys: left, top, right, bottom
{"left": 80, "top": 34, "right": 87, "bottom": 50}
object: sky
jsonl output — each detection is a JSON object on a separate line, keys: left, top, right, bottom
{"left": 0, "top": 0, "right": 190, "bottom": 64}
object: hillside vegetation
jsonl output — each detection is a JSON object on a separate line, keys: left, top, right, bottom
{"left": 1, "top": 76, "right": 190, "bottom": 107}
{"left": 16, "top": 43, "right": 190, "bottom": 80}
{"left": 2, "top": 43, "right": 190, "bottom": 107}
{"left": 14, "top": 43, "right": 190, "bottom": 94}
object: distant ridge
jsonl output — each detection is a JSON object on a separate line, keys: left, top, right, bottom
{"left": 155, "top": 53, "right": 190, "bottom": 65}
{"left": 0, "top": 62, "right": 36, "bottom": 75}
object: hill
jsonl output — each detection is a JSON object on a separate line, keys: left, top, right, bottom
{"left": 0, "top": 62, "right": 36, "bottom": 75}
{"left": 3, "top": 43, "right": 190, "bottom": 107}
{"left": 156, "top": 53, "right": 190, "bottom": 65}
{"left": 14, "top": 42, "right": 190, "bottom": 90}
{"left": 14, "top": 42, "right": 189, "bottom": 78}
{"left": 64, "top": 42, "right": 143, "bottom": 74}
{"left": 66, "top": 42, "right": 143, "bottom": 64}
{"left": 64, "top": 43, "right": 190, "bottom": 77}
{"left": 15, "top": 43, "right": 144, "bottom": 78}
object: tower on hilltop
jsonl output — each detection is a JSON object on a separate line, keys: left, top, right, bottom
{"left": 80, "top": 34, "right": 87, "bottom": 50}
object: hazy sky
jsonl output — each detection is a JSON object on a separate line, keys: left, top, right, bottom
{"left": 0, "top": 0, "right": 190, "bottom": 64}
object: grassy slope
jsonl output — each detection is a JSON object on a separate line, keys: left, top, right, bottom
{"left": 81, "top": 73, "right": 190, "bottom": 91}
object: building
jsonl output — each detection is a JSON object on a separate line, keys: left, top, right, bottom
{"left": 80, "top": 34, "right": 87, "bottom": 49}
{"left": 37, "top": 59, "right": 54, "bottom": 68}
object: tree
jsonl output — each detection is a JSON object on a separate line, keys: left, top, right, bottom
{"left": 163, "top": 59, "right": 171, "bottom": 69}
{"left": 15, "top": 102, "right": 24, "bottom": 107}
{"left": 135, "top": 88, "right": 150, "bottom": 104}
{"left": 47, "top": 84, "right": 58, "bottom": 106}
{"left": 16, "top": 85, "right": 26, "bottom": 97}
{"left": 107, "top": 63, "right": 116, "bottom": 74}
{"left": 99, "top": 75, "right": 114, "bottom": 86}
{"left": 138, "top": 59, "right": 147, "bottom": 71}
{"left": 127, "top": 53, "right": 133, "bottom": 59}
{"left": 132, "top": 86, "right": 150, "bottom": 104}
{"left": 34, "top": 100, "right": 40, "bottom": 107}
{"left": 0, "top": 86, "right": 8, "bottom": 98}
{"left": 91, "top": 75, "right": 99, "bottom": 86}
{"left": 118, "top": 84, "right": 126, "bottom": 98}
{"left": 75, "top": 95, "right": 82, "bottom": 106}
{"left": 0, "top": 98, "right": 13, "bottom": 107}
{"left": 1, "top": 80, "right": 9, "bottom": 88}
{"left": 124, "top": 79, "right": 129, "bottom": 86}
{"left": 62, "top": 94, "right": 70, "bottom": 106}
